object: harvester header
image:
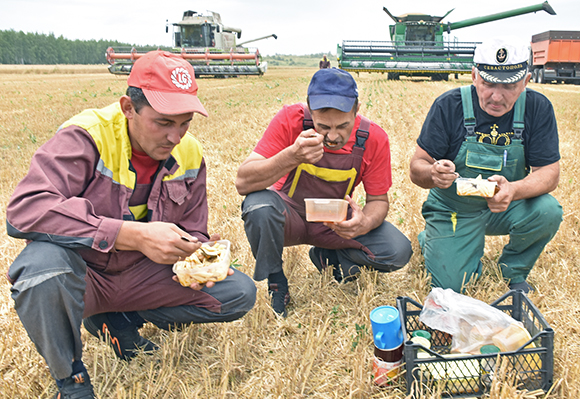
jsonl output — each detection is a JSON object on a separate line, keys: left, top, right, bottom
{"left": 338, "top": 1, "right": 556, "bottom": 80}
{"left": 106, "top": 10, "right": 277, "bottom": 78}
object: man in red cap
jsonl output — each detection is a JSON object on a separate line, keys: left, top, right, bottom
{"left": 6, "top": 50, "right": 256, "bottom": 398}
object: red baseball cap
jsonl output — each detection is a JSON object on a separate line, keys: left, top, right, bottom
{"left": 127, "top": 50, "right": 208, "bottom": 116}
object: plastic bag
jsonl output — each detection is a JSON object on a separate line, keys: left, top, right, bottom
{"left": 419, "top": 288, "right": 522, "bottom": 354}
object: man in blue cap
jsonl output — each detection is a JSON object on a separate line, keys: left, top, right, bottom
{"left": 236, "top": 68, "right": 412, "bottom": 317}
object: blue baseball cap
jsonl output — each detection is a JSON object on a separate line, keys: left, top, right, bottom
{"left": 307, "top": 68, "right": 358, "bottom": 113}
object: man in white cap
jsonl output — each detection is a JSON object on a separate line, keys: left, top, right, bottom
{"left": 6, "top": 50, "right": 256, "bottom": 398}
{"left": 410, "top": 36, "right": 562, "bottom": 294}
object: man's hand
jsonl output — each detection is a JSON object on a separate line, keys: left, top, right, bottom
{"left": 324, "top": 195, "right": 385, "bottom": 240}
{"left": 486, "top": 175, "right": 512, "bottom": 212}
{"left": 172, "top": 268, "right": 235, "bottom": 291}
{"left": 486, "top": 162, "right": 560, "bottom": 213}
{"left": 430, "top": 159, "right": 459, "bottom": 189}
{"left": 236, "top": 130, "right": 324, "bottom": 195}
{"left": 291, "top": 130, "right": 325, "bottom": 165}
{"left": 115, "top": 221, "right": 201, "bottom": 264}
{"left": 410, "top": 146, "right": 457, "bottom": 189}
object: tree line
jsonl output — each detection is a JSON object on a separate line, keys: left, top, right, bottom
{"left": 0, "top": 30, "right": 167, "bottom": 65}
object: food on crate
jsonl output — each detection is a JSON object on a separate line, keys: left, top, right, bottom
{"left": 420, "top": 354, "right": 480, "bottom": 394}
{"left": 419, "top": 288, "right": 519, "bottom": 354}
{"left": 410, "top": 336, "right": 431, "bottom": 353}
{"left": 491, "top": 322, "right": 535, "bottom": 352}
{"left": 491, "top": 322, "right": 541, "bottom": 371}
{"left": 401, "top": 290, "right": 553, "bottom": 396}
{"left": 412, "top": 330, "right": 432, "bottom": 341}
{"left": 172, "top": 241, "right": 230, "bottom": 286}
{"left": 456, "top": 175, "right": 499, "bottom": 198}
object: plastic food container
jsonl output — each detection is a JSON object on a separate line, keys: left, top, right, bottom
{"left": 172, "top": 240, "right": 231, "bottom": 286}
{"left": 492, "top": 322, "right": 535, "bottom": 352}
{"left": 304, "top": 198, "right": 348, "bottom": 222}
{"left": 456, "top": 177, "right": 498, "bottom": 198}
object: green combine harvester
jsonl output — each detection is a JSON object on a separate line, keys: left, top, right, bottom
{"left": 337, "top": 2, "right": 555, "bottom": 80}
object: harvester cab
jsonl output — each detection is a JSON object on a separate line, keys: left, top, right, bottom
{"left": 171, "top": 11, "right": 241, "bottom": 50}
{"left": 383, "top": 8, "right": 455, "bottom": 44}
{"left": 338, "top": 1, "right": 556, "bottom": 81}
{"left": 106, "top": 10, "right": 277, "bottom": 78}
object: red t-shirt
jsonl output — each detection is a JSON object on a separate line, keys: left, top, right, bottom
{"left": 131, "top": 148, "right": 160, "bottom": 184}
{"left": 253, "top": 103, "right": 392, "bottom": 196}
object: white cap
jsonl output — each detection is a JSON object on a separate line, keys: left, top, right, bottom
{"left": 474, "top": 36, "right": 530, "bottom": 84}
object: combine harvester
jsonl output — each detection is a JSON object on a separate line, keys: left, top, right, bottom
{"left": 337, "top": 2, "right": 555, "bottom": 80}
{"left": 106, "top": 10, "right": 277, "bottom": 78}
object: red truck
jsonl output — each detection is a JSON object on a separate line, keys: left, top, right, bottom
{"left": 530, "top": 30, "right": 580, "bottom": 84}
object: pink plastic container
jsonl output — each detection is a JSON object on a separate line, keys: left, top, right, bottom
{"left": 304, "top": 198, "right": 348, "bottom": 223}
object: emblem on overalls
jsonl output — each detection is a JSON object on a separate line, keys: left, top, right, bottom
{"left": 496, "top": 48, "right": 508, "bottom": 64}
{"left": 477, "top": 124, "right": 511, "bottom": 145}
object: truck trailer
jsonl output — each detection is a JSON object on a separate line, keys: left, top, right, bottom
{"left": 530, "top": 30, "right": 580, "bottom": 84}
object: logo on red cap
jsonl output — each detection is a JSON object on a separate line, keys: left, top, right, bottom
{"left": 171, "top": 67, "right": 192, "bottom": 90}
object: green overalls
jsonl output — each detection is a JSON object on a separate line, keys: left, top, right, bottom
{"left": 419, "top": 86, "right": 562, "bottom": 292}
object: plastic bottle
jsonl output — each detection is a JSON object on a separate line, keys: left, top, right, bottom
{"left": 372, "top": 344, "right": 404, "bottom": 386}
{"left": 370, "top": 306, "right": 404, "bottom": 386}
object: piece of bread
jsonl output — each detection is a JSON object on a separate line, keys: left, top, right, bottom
{"left": 456, "top": 176, "right": 499, "bottom": 198}
{"left": 172, "top": 242, "right": 229, "bottom": 286}
{"left": 455, "top": 175, "right": 499, "bottom": 198}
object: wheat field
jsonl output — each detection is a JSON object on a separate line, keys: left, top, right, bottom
{"left": 0, "top": 65, "right": 579, "bottom": 398}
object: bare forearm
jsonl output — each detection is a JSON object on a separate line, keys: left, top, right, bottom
{"left": 115, "top": 221, "right": 199, "bottom": 264}
{"left": 114, "top": 221, "right": 146, "bottom": 252}
{"left": 237, "top": 130, "right": 325, "bottom": 195}
{"left": 410, "top": 158, "right": 438, "bottom": 189}
{"left": 362, "top": 198, "right": 390, "bottom": 232}
{"left": 511, "top": 162, "right": 559, "bottom": 201}
{"left": 235, "top": 149, "right": 300, "bottom": 195}
{"left": 410, "top": 146, "right": 457, "bottom": 190}
{"left": 331, "top": 194, "right": 389, "bottom": 239}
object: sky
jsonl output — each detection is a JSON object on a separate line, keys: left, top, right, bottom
{"left": 2, "top": 0, "right": 579, "bottom": 56}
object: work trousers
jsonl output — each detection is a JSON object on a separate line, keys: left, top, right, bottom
{"left": 419, "top": 193, "right": 562, "bottom": 292}
{"left": 8, "top": 241, "right": 257, "bottom": 380}
{"left": 241, "top": 190, "right": 413, "bottom": 281}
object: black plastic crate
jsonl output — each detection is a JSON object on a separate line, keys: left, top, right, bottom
{"left": 396, "top": 291, "right": 554, "bottom": 398}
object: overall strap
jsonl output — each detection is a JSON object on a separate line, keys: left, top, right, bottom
{"left": 512, "top": 89, "right": 526, "bottom": 140}
{"left": 354, "top": 117, "right": 370, "bottom": 150}
{"left": 460, "top": 86, "right": 476, "bottom": 138}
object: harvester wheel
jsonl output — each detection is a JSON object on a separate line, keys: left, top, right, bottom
{"left": 387, "top": 72, "right": 400, "bottom": 80}
{"left": 431, "top": 74, "right": 448, "bottom": 82}
{"left": 537, "top": 68, "right": 544, "bottom": 84}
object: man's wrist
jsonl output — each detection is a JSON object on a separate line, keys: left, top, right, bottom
{"left": 114, "top": 221, "right": 143, "bottom": 251}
